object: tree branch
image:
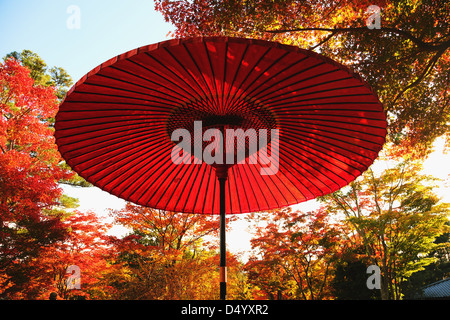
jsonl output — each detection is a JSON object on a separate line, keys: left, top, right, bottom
{"left": 267, "top": 26, "right": 448, "bottom": 109}
{"left": 369, "top": 168, "right": 383, "bottom": 215}
{"left": 265, "top": 26, "right": 450, "bottom": 52}
{"left": 390, "top": 46, "right": 447, "bottom": 107}
{"left": 309, "top": 31, "right": 337, "bottom": 50}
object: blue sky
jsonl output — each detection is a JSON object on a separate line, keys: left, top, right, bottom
{"left": 0, "top": 0, "right": 173, "bottom": 83}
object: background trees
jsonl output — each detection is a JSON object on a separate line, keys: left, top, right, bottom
{"left": 240, "top": 159, "right": 449, "bottom": 300}
{"left": 4, "top": 50, "right": 73, "bottom": 101}
{"left": 107, "top": 203, "right": 228, "bottom": 299}
{"left": 0, "top": 51, "right": 92, "bottom": 299}
{"left": 319, "top": 159, "right": 450, "bottom": 299}
{"left": 0, "top": 56, "right": 72, "bottom": 298}
{"left": 245, "top": 208, "right": 345, "bottom": 300}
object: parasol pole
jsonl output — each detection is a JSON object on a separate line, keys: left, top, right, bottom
{"left": 216, "top": 165, "right": 228, "bottom": 300}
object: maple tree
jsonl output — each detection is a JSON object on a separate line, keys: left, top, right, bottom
{"left": 401, "top": 222, "right": 450, "bottom": 298}
{"left": 4, "top": 50, "right": 73, "bottom": 101}
{"left": 2, "top": 50, "right": 89, "bottom": 187}
{"left": 245, "top": 207, "right": 346, "bottom": 300}
{"left": 35, "top": 210, "right": 114, "bottom": 300}
{"left": 107, "top": 202, "right": 240, "bottom": 299}
{"left": 319, "top": 159, "right": 450, "bottom": 299}
{"left": 0, "top": 57, "right": 73, "bottom": 298}
{"left": 330, "top": 246, "right": 379, "bottom": 299}
{"left": 154, "top": 0, "right": 450, "bottom": 157}
{"left": 4, "top": 210, "right": 114, "bottom": 300}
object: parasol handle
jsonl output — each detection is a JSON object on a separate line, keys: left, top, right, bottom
{"left": 218, "top": 165, "right": 228, "bottom": 300}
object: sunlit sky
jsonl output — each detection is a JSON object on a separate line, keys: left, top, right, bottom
{"left": 2, "top": 1, "right": 449, "bottom": 259}
{"left": 0, "top": 0, "right": 172, "bottom": 83}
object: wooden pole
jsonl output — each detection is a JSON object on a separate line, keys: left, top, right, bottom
{"left": 219, "top": 175, "right": 227, "bottom": 300}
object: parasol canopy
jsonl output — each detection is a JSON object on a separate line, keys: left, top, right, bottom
{"left": 55, "top": 37, "right": 387, "bottom": 216}
{"left": 55, "top": 37, "right": 387, "bottom": 300}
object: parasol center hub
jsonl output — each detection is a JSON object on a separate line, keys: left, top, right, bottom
{"left": 166, "top": 96, "right": 279, "bottom": 167}
{"left": 202, "top": 114, "right": 244, "bottom": 128}
{"left": 215, "top": 165, "right": 229, "bottom": 180}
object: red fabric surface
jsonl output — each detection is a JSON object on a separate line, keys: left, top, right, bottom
{"left": 55, "top": 37, "right": 387, "bottom": 214}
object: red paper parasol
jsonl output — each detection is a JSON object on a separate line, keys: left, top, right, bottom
{"left": 55, "top": 37, "right": 387, "bottom": 299}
